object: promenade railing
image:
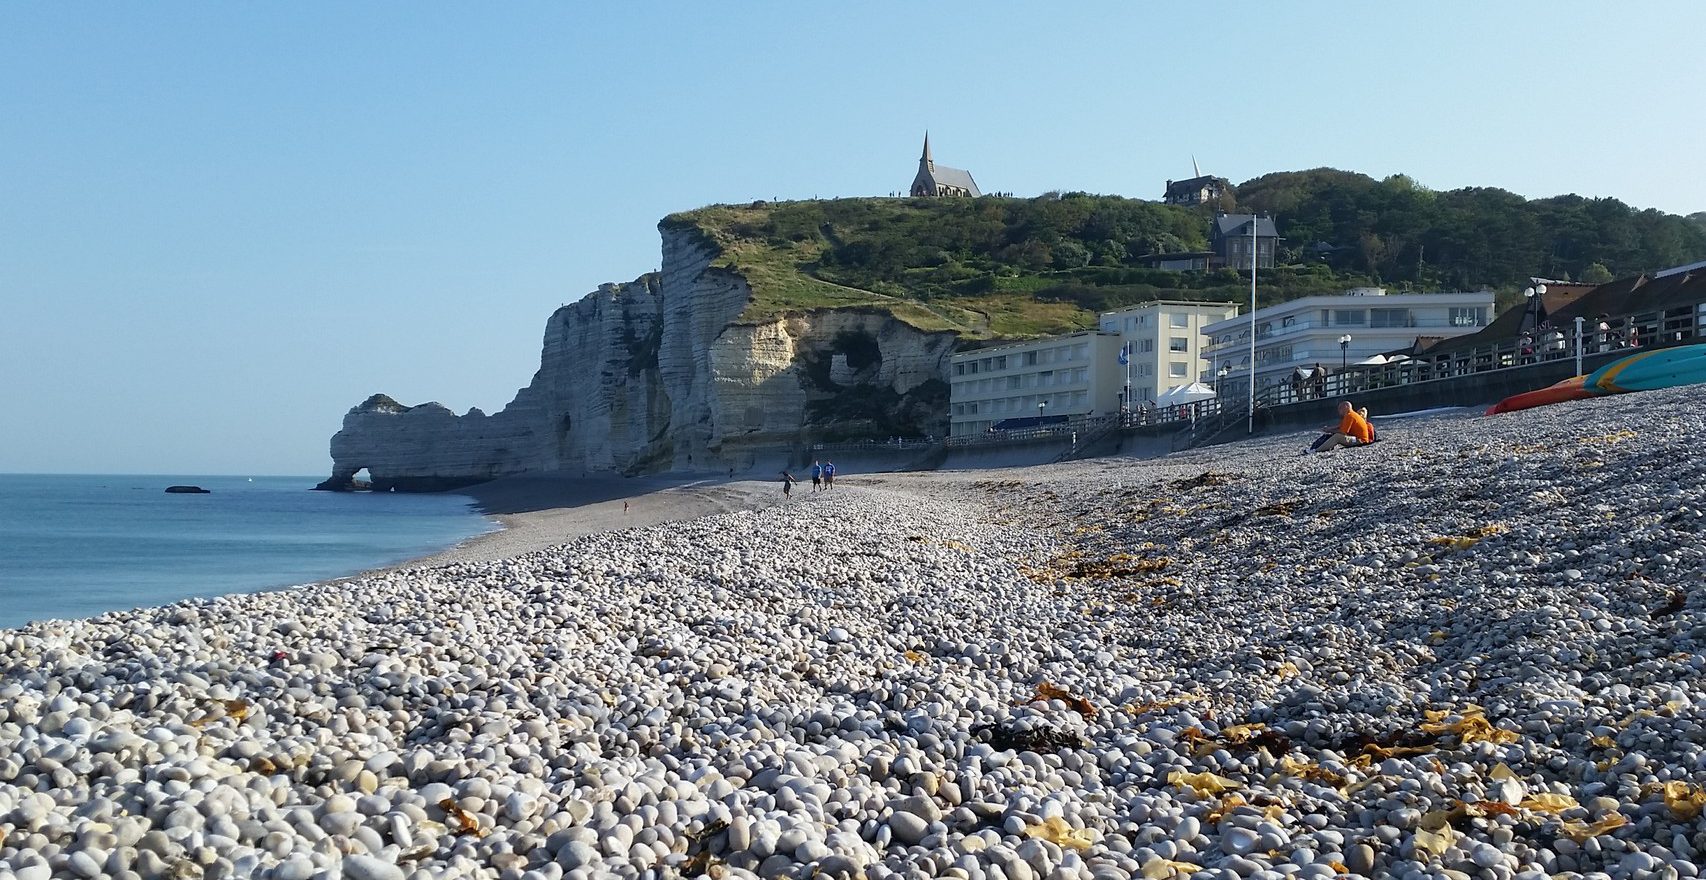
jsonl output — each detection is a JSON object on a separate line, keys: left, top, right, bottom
{"left": 1257, "top": 303, "right": 1705, "bottom": 407}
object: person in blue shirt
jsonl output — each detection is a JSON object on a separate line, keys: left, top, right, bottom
{"left": 823, "top": 461, "right": 836, "bottom": 489}
{"left": 810, "top": 460, "right": 823, "bottom": 491}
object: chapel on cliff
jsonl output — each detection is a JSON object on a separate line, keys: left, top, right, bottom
{"left": 909, "top": 133, "right": 981, "bottom": 198}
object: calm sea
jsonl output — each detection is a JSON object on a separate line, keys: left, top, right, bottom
{"left": 0, "top": 474, "right": 497, "bottom": 630}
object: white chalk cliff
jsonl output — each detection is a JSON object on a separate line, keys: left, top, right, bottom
{"left": 319, "top": 223, "right": 957, "bottom": 490}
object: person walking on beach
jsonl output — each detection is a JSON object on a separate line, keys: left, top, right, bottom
{"left": 780, "top": 471, "right": 798, "bottom": 499}
{"left": 823, "top": 460, "right": 836, "bottom": 489}
{"left": 811, "top": 460, "right": 823, "bottom": 492}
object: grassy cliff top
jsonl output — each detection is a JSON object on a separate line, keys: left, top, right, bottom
{"left": 663, "top": 196, "right": 1257, "bottom": 339}
{"left": 663, "top": 180, "right": 1706, "bottom": 342}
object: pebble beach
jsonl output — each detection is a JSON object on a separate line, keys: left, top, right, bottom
{"left": 3, "top": 387, "right": 1704, "bottom": 880}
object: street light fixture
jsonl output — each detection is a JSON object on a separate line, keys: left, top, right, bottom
{"left": 1038, "top": 400, "right": 1047, "bottom": 421}
{"left": 1338, "top": 334, "right": 1352, "bottom": 371}
{"left": 1523, "top": 284, "right": 1548, "bottom": 333}
{"left": 1217, "top": 364, "right": 1230, "bottom": 396}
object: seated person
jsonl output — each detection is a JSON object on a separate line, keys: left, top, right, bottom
{"left": 1358, "top": 406, "right": 1379, "bottom": 442}
{"left": 1306, "top": 401, "right": 1374, "bottom": 453}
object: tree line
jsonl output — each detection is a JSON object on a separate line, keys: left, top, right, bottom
{"left": 701, "top": 171, "right": 1705, "bottom": 315}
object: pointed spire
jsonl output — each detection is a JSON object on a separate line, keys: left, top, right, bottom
{"left": 1192, "top": 154, "right": 1201, "bottom": 178}
{"left": 921, "top": 131, "right": 933, "bottom": 167}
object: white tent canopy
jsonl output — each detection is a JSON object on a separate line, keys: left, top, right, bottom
{"left": 1155, "top": 382, "right": 1218, "bottom": 406}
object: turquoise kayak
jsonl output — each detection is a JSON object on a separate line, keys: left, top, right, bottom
{"left": 1586, "top": 343, "right": 1706, "bottom": 394}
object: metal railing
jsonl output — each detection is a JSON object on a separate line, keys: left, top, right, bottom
{"left": 1205, "top": 316, "right": 1488, "bottom": 354}
{"left": 1251, "top": 304, "right": 1705, "bottom": 407}
{"left": 810, "top": 437, "right": 939, "bottom": 454}
{"left": 1170, "top": 397, "right": 1250, "bottom": 452}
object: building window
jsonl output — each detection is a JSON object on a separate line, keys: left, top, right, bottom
{"left": 1140, "top": 339, "right": 1154, "bottom": 353}
{"left": 1007, "top": 376, "right": 1021, "bottom": 390}
{"left": 1371, "top": 308, "right": 1412, "bottom": 328}
{"left": 1170, "top": 314, "right": 1190, "bottom": 328}
{"left": 1023, "top": 351, "right": 1038, "bottom": 366}
{"left": 1449, "top": 307, "right": 1487, "bottom": 327}
{"left": 1333, "top": 309, "right": 1367, "bottom": 326}
{"left": 993, "top": 356, "right": 1007, "bottom": 370}
{"left": 954, "top": 364, "right": 965, "bottom": 376}
{"left": 1169, "top": 362, "right": 1188, "bottom": 378}
{"left": 1169, "top": 336, "right": 1189, "bottom": 353}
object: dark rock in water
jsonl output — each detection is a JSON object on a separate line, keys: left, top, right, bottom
{"left": 164, "top": 485, "right": 211, "bottom": 494}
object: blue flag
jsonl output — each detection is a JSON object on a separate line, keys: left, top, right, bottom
{"left": 1117, "top": 343, "right": 1130, "bottom": 366}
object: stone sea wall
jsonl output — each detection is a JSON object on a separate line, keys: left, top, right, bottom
{"left": 318, "top": 225, "right": 958, "bottom": 489}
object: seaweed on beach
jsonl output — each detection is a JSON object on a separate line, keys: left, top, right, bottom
{"left": 1016, "top": 681, "right": 1098, "bottom": 718}
{"left": 1254, "top": 500, "right": 1300, "bottom": 517}
{"left": 1169, "top": 471, "right": 1236, "bottom": 492}
{"left": 1025, "top": 549, "right": 1174, "bottom": 583}
{"left": 970, "top": 721, "right": 1087, "bottom": 753}
{"left": 1654, "top": 589, "right": 1688, "bottom": 618}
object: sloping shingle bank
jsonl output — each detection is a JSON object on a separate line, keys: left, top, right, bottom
{"left": 2, "top": 388, "right": 1704, "bottom": 880}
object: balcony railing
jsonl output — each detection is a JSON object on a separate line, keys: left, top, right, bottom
{"left": 1204, "top": 316, "right": 1489, "bottom": 354}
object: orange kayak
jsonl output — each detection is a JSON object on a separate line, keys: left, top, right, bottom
{"left": 1485, "top": 375, "right": 1596, "bottom": 415}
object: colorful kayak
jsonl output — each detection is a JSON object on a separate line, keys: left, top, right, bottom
{"left": 1586, "top": 343, "right": 1706, "bottom": 394}
{"left": 1485, "top": 375, "right": 1597, "bottom": 415}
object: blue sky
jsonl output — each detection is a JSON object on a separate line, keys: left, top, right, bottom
{"left": 3, "top": 2, "right": 1702, "bottom": 475}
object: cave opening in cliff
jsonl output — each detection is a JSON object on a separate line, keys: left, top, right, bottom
{"left": 835, "top": 330, "right": 882, "bottom": 371}
{"left": 351, "top": 468, "right": 372, "bottom": 490}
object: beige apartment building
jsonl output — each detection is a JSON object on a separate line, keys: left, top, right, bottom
{"left": 1097, "top": 300, "right": 1240, "bottom": 404}
{"left": 948, "top": 331, "right": 1123, "bottom": 436}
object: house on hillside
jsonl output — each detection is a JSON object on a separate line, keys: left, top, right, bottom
{"left": 1211, "top": 213, "right": 1280, "bottom": 270}
{"left": 1163, "top": 174, "right": 1231, "bottom": 206}
{"left": 1136, "top": 251, "right": 1215, "bottom": 272}
{"left": 910, "top": 133, "right": 981, "bottom": 198}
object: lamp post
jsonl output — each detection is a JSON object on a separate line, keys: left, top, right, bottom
{"left": 1038, "top": 400, "right": 1047, "bottom": 422}
{"left": 1246, "top": 217, "right": 1257, "bottom": 434}
{"left": 1523, "top": 284, "right": 1548, "bottom": 334}
{"left": 1338, "top": 334, "right": 1351, "bottom": 371}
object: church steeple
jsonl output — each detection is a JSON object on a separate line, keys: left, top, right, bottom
{"left": 910, "top": 131, "right": 978, "bottom": 198}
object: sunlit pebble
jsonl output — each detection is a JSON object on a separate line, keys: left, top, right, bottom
{"left": 0, "top": 385, "right": 1704, "bottom": 879}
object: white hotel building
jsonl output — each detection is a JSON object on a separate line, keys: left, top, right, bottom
{"left": 1097, "top": 300, "right": 1240, "bottom": 403}
{"left": 1200, "top": 288, "right": 1497, "bottom": 393}
{"left": 948, "top": 331, "right": 1124, "bottom": 436}
{"left": 947, "top": 300, "right": 1240, "bottom": 436}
